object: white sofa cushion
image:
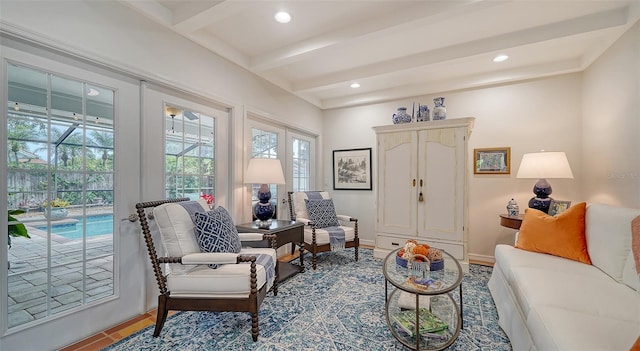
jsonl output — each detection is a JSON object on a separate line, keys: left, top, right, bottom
{"left": 494, "top": 245, "right": 638, "bottom": 323}
{"left": 527, "top": 305, "right": 640, "bottom": 351}
{"left": 585, "top": 203, "right": 640, "bottom": 284}
{"left": 493, "top": 244, "right": 640, "bottom": 351}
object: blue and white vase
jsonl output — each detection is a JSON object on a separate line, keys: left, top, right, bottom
{"left": 416, "top": 104, "right": 430, "bottom": 122}
{"left": 392, "top": 107, "right": 412, "bottom": 124}
{"left": 433, "top": 97, "right": 447, "bottom": 120}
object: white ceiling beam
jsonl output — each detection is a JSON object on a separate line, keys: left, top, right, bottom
{"left": 320, "top": 59, "right": 583, "bottom": 109}
{"left": 120, "top": 0, "right": 173, "bottom": 26}
{"left": 249, "top": 0, "right": 494, "bottom": 72}
{"left": 293, "top": 7, "right": 629, "bottom": 93}
{"left": 172, "top": 2, "right": 253, "bottom": 33}
{"left": 184, "top": 29, "right": 251, "bottom": 69}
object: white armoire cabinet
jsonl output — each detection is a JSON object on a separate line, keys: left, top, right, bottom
{"left": 372, "top": 118, "right": 474, "bottom": 269}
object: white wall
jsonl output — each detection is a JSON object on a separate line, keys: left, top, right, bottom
{"left": 582, "top": 20, "right": 640, "bottom": 208}
{"left": 324, "top": 74, "right": 584, "bottom": 260}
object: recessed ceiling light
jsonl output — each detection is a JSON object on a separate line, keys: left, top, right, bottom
{"left": 274, "top": 11, "right": 291, "bottom": 24}
{"left": 493, "top": 54, "right": 509, "bottom": 63}
{"left": 350, "top": 82, "right": 361, "bottom": 89}
{"left": 87, "top": 88, "right": 100, "bottom": 96}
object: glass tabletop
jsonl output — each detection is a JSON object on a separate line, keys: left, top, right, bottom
{"left": 383, "top": 248, "right": 463, "bottom": 295}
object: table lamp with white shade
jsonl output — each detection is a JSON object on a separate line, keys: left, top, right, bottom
{"left": 516, "top": 151, "right": 574, "bottom": 213}
{"left": 245, "top": 158, "right": 286, "bottom": 227}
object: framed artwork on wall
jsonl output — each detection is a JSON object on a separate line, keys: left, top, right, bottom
{"left": 333, "top": 148, "right": 372, "bottom": 190}
{"left": 474, "top": 147, "right": 511, "bottom": 174}
{"left": 548, "top": 200, "right": 571, "bottom": 216}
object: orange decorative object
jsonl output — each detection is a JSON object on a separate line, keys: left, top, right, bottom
{"left": 413, "top": 245, "right": 429, "bottom": 256}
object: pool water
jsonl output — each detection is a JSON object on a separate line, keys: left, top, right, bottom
{"left": 37, "top": 214, "right": 114, "bottom": 240}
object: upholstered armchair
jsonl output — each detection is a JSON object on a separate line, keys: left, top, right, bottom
{"left": 287, "top": 191, "right": 359, "bottom": 269}
{"left": 135, "top": 198, "right": 278, "bottom": 342}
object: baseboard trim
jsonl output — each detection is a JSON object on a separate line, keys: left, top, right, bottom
{"left": 468, "top": 253, "right": 495, "bottom": 266}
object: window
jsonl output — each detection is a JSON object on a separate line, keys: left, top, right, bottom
{"left": 292, "top": 137, "right": 311, "bottom": 192}
{"left": 6, "top": 63, "right": 115, "bottom": 328}
{"left": 164, "top": 104, "right": 215, "bottom": 201}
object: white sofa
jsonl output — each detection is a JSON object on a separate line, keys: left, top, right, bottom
{"left": 488, "top": 203, "right": 640, "bottom": 351}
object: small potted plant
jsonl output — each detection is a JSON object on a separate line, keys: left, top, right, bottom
{"left": 8, "top": 210, "right": 30, "bottom": 269}
{"left": 8, "top": 210, "right": 29, "bottom": 247}
{"left": 42, "top": 198, "right": 71, "bottom": 220}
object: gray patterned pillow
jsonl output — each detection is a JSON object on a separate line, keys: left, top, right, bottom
{"left": 195, "top": 207, "right": 242, "bottom": 268}
{"left": 305, "top": 198, "right": 340, "bottom": 228}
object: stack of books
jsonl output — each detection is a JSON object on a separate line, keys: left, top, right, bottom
{"left": 391, "top": 308, "right": 449, "bottom": 340}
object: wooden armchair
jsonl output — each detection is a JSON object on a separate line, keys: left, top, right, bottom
{"left": 136, "top": 198, "right": 278, "bottom": 341}
{"left": 287, "top": 191, "right": 359, "bottom": 269}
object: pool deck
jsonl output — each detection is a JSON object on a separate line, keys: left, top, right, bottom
{"left": 7, "top": 210, "right": 114, "bottom": 329}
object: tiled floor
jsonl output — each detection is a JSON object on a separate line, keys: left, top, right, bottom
{"left": 59, "top": 309, "right": 177, "bottom": 351}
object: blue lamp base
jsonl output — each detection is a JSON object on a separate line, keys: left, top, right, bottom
{"left": 254, "top": 184, "right": 274, "bottom": 228}
{"left": 528, "top": 178, "right": 553, "bottom": 213}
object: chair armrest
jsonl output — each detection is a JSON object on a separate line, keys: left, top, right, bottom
{"left": 296, "top": 218, "right": 312, "bottom": 226}
{"left": 336, "top": 214, "right": 356, "bottom": 222}
{"left": 181, "top": 252, "right": 239, "bottom": 265}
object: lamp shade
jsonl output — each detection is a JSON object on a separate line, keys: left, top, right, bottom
{"left": 245, "top": 158, "right": 285, "bottom": 185}
{"left": 516, "top": 152, "right": 574, "bottom": 179}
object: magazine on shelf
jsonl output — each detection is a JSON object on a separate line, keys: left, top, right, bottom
{"left": 391, "top": 308, "right": 448, "bottom": 337}
{"left": 405, "top": 276, "right": 444, "bottom": 291}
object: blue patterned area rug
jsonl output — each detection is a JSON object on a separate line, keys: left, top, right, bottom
{"left": 104, "top": 249, "right": 510, "bottom": 350}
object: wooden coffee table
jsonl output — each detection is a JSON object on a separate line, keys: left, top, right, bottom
{"left": 236, "top": 220, "right": 304, "bottom": 282}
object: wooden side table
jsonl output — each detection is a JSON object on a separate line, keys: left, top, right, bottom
{"left": 236, "top": 220, "right": 304, "bottom": 282}
{"left": 499, "top": 214, "right": 524, "bottom": 230}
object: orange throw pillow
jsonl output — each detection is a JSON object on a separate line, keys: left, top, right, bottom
{"left": 515, "top": 202, "right": 591, "bottom": 264}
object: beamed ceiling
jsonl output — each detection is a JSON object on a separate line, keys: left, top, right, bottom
{"left": 122, "top": 0, "right": 640, "bottom": 109}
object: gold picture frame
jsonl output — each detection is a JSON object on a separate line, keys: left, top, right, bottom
{"left": 474, "top": 147, "right": 511, "bottom": 174}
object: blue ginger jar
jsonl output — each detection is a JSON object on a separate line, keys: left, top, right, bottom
{"left": 392, "top": 107, "right": 412, "bottom": 124}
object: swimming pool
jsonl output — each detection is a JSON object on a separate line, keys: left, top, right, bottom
{"left": 37, "top": 214, "right": 114, "bottom": 240}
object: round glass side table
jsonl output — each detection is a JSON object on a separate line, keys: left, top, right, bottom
{"left": 382, "top": 248, "right": 463, "bottom": 351}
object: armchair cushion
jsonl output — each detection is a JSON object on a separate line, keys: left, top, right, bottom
{"left": 153, "top": 199, "right": 208, "bottom": 274}
{"left": 305, "top": 198, "right": 340, "bottom": 228}
{"left": 167, "top": 247, "right": 277, "bottom": 297}
{"left": 181, "top": 252, "right": 239, "bottom": 265}
{"left": 292, "top": 191, "right": 332, "bottom": 220}
{"left": 195, "top": 207, "right": 242, "bottom": 268}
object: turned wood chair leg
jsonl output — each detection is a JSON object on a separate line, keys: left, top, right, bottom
{"left": 154, "top": 295, "right": 169, "bottom": 337}
{"left": 251, "top": 312, "right": 259, "bottom": 342}
{"left": 312, "top": 247, "right": 317, "bottom": 270}
{"left": 355, "top": 246, "right": 359, "bottom": 261}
